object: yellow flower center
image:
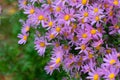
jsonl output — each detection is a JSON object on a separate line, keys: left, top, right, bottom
{"left": 55, "top": 43, "right": 60, "bottom": 47}
{"left": 93, "top": 74, "right": 99, "bottom": 80}
{"left": 63, "top": 32, "right": 68, "bottom": 37}
{"left": 64, "top": 45, "right": 69, "bottom": 50}
{"left": 64, "top": 14, "right": 71, "bottom": 21}
{"left": 82, "top": 0, "right": 87, "bottom": 5}
{"left": 56, "top": 6, "right": 61, "bottom": 12}
{"left": 109, "top": 73, "right": 115, "bottom": 79}
{"left": 30, "top": 9, "right": 35, "bottom": 14}
{"left": 38, "top": 15, "right": 44, "bottom": 20}
{"left": 25, "top": 26, "right": 30, "bottom": 32}
{"left": 81, "top": 18, "right": 85, "bottom": 23}
{"left": 48, "top": 21, "right": 53, "bottom": 27}
{"left": 50, "top": 7, "right": 53, "bottom": 12}
{"left": 73, "top": 36, "right": 78, "bottom": 41}
{"left": 90, "top": 29, "right": 97, "bottom": 35}
{"left": 23, "top": 1, "right": 27, "bottom": 5}
{"left": 114, "top": 25, "right": 119, "bottom": 29}
{"left": 106, "top": 49, "right": 111, "bottom": 54}
{"left": 50, "top": 34, "right": 55, "bottom": 39}
{"left": 77, "top": 61, "right": 82, "bottom": 66}
{"left": 40, "top": 42, "right": 46, "bottom": 47}
{"left": 83, "top": 12, "right": 89, "bottom": 17}
{"left": 113, "top": 0, "right": 119, "bottom": 5}
{"left": 82, "top": 33, "right": 88, "bottom": 38}
{"left": 95, "top": 16, "right": 100, "bottom": 21}
{"left": 104, "top": 4, "right": 109, "bottom": 8}
{"left": 56, "top": 57, "right": 61, "bottom": 64}
{"left": 72, "top": 23, "right": 77, "bottom": 29}
{"left": 110, "top": 59, "right": 116, "bottom": 65}
{"left": 56, "top": 27, "right": 61, "bottom": 32}
{"left": 88, "top": 53, "right": 93, "bottom": 59}
{"left": 69, "top": 54, "right": 73, "bottom": 59}
{"left": 81, "top": 44, "right": 86, "bottom": 50}
{"left": 109, "top": 11, "right": 113, "bottom": 16}
{"left": 96, "top": 45, "right": 101, "bottom": 50}
{"left": 94, "top": 8, "right": 99, "bottom": 13}
{"left": 47, "top": 0, "right": 52, "bottom": 4}
{"left": 23, "top": 35, "right": 27, "bottom": 40}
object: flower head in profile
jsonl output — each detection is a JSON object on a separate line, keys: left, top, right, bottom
{"left": 21, "top": 20, "right": 31, "bottom": 33}
{"left": 18, "top": 0, "right": 27, "bottom": 9}
{"left": 18, "top": 32, "right": 29, "bottom": 44}
{"left": 44, "top": 62, "right": 56, "bottom": 75}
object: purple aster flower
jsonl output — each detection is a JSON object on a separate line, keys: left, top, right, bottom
{"left": 31, "top": 8, "right": 47, "bottom": 26}
{"left": 21, "top": 20, "right": 31, "bottom": 33}
{"left": 78, "top": 0, "right": 89, "bottom": 9}
{"left": 87, "top": 67, "right": 102, "bottom": 80}
{"left": 105, "top": 7, "right": 115, "bottom": 21}
{"left": 58, "top": 8, "right": 75, "bottom": 25}
{"left": 86, "top": 24, "right": 102, "bottom": 40}
{"left": 18, "top": 0, "right": 27, "bottom": 9}
{"left": 52, "top": 2, "right": 64, "bottom": 16}
{"left": 42, "top": 5, "right": 54, "bottom": 14}
{"left": 50, "top": 26, "right": 62, "bottom": 36}
{"left": 43, "top": 16, "right": 56, "bottom": 30}
{"left": 74, "top": 56, "right": 83, "bottom": 70}
{"left": 34, "top": 37, "right": 50, "bottom": 56}
{"left": 50, "top": 54, "right": 63, "bottom": 68}
{"left": 109, "top": 23, "right": 120, "bottom": 35}
{"left": 44, "top": 62, "right": 56, "bottom": 75}
{"left": 90, "top": 14, "right": 105, "bottom": 26}
{"left": 46, "top": 30, "right": 57, "bottom": 41}
{"left": 77, "top": 28, "right": 91, "bottom": 44}
{"left": 92, "top": 39, "right": 103, "bottom": 48}
{"left": 24, "top": 5, "right": 36, "bottom": 16}
{"left": 108, "top": 0, "right": 120, "bottom": 7}
{"left": 51, "top": 46, "right": 64, "bottom": 58}
{"left": 78, "top": 18, "right": 89, "bottom": 29}
{"left": 62, "top": 45, "right": 70, "bottom": 53}
{"left": 63, "top": 54, "right": 76, "bottom": 72}
{"left": 76, "top": 8, "right": 90, "bottom": 19}
{"left": 51, "top": 41, "right": 60, "bottom": 47}
{"left": 89, "top": 3, "right": 103, "bottom": 15}
{"left": 102, "top": 66, "right": 119, "bottom": 80}
{"left": 59, "top": 25, "right": 72, "bottom": 40}
{"left": 75, "top": 43, "right": 90, "bottom": 54}
{"left": 18, "top": 32, "right": 29, "bottom": 44}
{"left": 69, "top": 35, "right": 79, "bottom": 46}
{"left": 83, "top": 50, "right": 95, "bottom": 61}
{"left": 70, "top": 23, "right": 78, "bottom": 33}
{"left": 103, "top": 52, "right": 119, "bottom": 66}
{"left": 81, "top": 61, "right": 96, "bottom": 73}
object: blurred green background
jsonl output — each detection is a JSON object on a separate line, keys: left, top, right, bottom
{"left": 0, "top": 0, "right": 66, "bottom": 80}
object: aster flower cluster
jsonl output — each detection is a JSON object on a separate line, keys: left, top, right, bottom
{"left": 18, "top": 0, "right": 120, "bottom": 79}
